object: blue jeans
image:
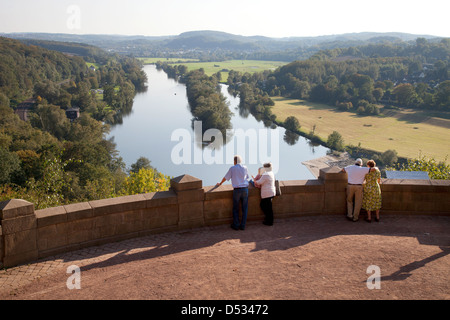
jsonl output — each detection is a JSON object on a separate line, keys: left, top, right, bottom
{"left": 232, "top": 188, "right": 248, "bottom": 229}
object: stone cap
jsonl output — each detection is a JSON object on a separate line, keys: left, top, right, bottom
{"left": 0, "top": 199, "right": 34, "bottom": 220}
{"left": 170, "top": 174, "right": 202, "bottom": 192}
{"left": 318, "top": 167, "right": 347, "bottom": 181}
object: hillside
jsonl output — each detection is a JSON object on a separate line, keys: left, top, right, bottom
{"left": 0, "top": 36, "right": 87, "bottom": 101}
{"left": 2, "top": 30, "right": 444, "bottom": 61}
{"left": 0, "top": 38, "right": 154, "bottom": 209}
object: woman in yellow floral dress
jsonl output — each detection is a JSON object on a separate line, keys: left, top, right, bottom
{"left": 362, "top": 160, "right": 382, "bottom": 222}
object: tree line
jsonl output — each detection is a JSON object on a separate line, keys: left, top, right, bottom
{"left": 0, "top": 37, "right": 171, "bottom": 209}
{"left": 228, "top": 38, "right": 449, "bottom": 116}
{"left": 156, "top": 62, "right": 232, "bottom": 137}
{"left": 225, "top": 39, "right": 449, "bottom": 172}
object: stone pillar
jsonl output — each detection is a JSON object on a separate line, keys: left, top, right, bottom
{"left": 319, "top": 167, "right": 348, "bottom": 215}
{"left": 170, "top": 174, "right": 205, "bottom": 229}
{"left": 0, "top": 199, "right": 38, "bottom": 268}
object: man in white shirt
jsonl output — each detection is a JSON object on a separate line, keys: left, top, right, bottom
{"left": 342, "top": 158, "right": 370, "bottom": 221}
{"left": 217, "top": 155, "right": 250, "bottom": 230}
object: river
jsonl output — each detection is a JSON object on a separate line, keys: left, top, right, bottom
{"left": 107, "top": 64, "right": 330, "bottom": 186}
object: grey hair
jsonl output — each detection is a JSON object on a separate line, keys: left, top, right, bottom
{"left": 263, "top": 162, "right": 272, "bottom": 171}
{"left": 234, "top": 155, "right": 243, "bottom": 164}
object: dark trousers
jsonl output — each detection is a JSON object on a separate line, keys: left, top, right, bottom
{"left": 232, "top": 188, "right": 248, "bottom": 229}
{"left": 260, "top": 197, "right": 274, "bottom": 225}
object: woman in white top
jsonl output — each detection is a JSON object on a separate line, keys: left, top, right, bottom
{"left": 255, "top": 162, "right": 276, "bottom": 225}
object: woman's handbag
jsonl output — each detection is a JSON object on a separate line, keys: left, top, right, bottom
{"left": 275, "top": 180, "right": 281, "bottom": 196}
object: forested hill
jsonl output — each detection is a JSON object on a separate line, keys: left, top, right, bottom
{"left": 0, "top": 36, "right": 147, "bottom": 101}
{"left": 0, "top": 37, "right": 161, "bottom": 210}
{"left": 227, "top": 38, "right": 449, "bottom": 116}
{"left": 3, "top": 30, "right": 444, "bottom": 61}
{"left": 18, "top": 38, "right": 111, "bottom": 64}
{"left": 0, "top": 36, "right": 87, "bottom": 101}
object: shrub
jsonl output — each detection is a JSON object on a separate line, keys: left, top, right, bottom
{"left": 327, "top": 131, "right": 345, "bottom": 151}
{"left": 284, "top": 116, "right": 300, "bottom": 132}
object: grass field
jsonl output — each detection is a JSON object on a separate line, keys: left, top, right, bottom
{"left": 272, "top": 97, "right": 450, "bottom": 162}
{"left": 139, "top": 58, "right": 287, "bottom": 81}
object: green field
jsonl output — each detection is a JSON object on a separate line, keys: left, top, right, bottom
{"left": 86, "top": 62, "right": 102, "bottom": 70}
{"left": 139, "top": 58, "right": 287, "bottom": 81}
{"left": 272, "top": 97, "right": 450, "bottom": 162}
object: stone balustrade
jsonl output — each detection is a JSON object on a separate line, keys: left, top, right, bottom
{"left": 1, "top": 167, "right": 449, "bottom": 268}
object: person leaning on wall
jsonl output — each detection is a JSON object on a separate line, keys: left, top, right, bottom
{"left": 341, "top": 158, "right": 371, "bottom": 222}
{"left": 216, "top": 155, "right": 250, "bottom": 230}
{"left": 362, "top": 160, "right": 382, "bottom": 222}
{"left": 254, "top": 162, "right": 276, "bottom": 226}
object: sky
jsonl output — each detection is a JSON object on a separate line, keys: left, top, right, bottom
{"left": 0, "top": 0, "right": 449, "bottom": 38}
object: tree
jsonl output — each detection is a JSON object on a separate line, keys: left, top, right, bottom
{"left": 327, "top": 131, "right": 345, "bottom": 151}
{"left": 121, "top": 168, "right": 171, "bottom": 195}
{"left": 393, "top": 83, "right": 418, "bottom": 107}
{"left": 0, "top": 147, "right": 21, "bottom": 184}
{"left": 26, "top": 151, "right": 73, "bottom": 209}
{"left": 30, "top": 104, "right": 69, "bottom": 140}
{"left": 130, "top": 156, "right": 153, "bottom": 174}
{"left": 284, "top": 116, "right": 300, "bottom": 132}
{"left": 380, "top": 149, "right": 398, "bottom": 167}
{"left": 434, "top": 80, "right": 450, "bottom": 110}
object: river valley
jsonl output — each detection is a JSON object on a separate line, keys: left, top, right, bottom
{"left": 108, "top": 64, "right": 330, "bottom": 187}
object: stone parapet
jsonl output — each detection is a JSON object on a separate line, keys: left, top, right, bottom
{"left": 1, "top": 172, "right": 449, "bottom": 268}
{"left": 0, "top": 199, "right": 37, "bottom": 267}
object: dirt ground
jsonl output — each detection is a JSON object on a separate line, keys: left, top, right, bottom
{"left": 0, "top": 214, "right": 449, "bottom": 302}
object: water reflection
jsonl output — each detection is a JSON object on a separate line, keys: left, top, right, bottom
{"left": 108, "top": 65, "right": 330, "bottom": 186}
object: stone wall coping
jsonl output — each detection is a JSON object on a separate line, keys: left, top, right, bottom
{"left": 89, "top": 194, "right": 147, "bottom": 216}
{"left": 1, "top": 173, "right": 449, "bottom": 268}
{"left": 171, "top": 174, "right": 203, "bottom": 192}
{"left": 35, "top": 206, "right": 67, "bottom": 227}
{"left": 0, "top": 199, "right": 34, "bottom": 220}
{"left": 319, "top": 167, "right": 347, "bottom": 181}
{"left": 203, "top": 184, "right": 262, "bottom": 200}
{"left": 144, "top": 190, "right": 178, "bottom": 207}
{"left": 64, "top": 202, "right": 93, "bottom": 221}
{"left": 280, "top": 180, "right": 324, "bottom": 194}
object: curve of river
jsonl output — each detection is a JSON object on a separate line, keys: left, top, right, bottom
{"left": 107, "top": 64, "right": 330, "bottom": 186}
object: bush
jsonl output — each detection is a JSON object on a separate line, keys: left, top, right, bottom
{"left": 284, "top": 116, "right": 300, "bottom": 132}
{"left": 327, "top": 131, "right": 345, "bottom": 151}
{"left": 390, "top": 155, "right": 449, "bottom": 180}
{"left": 121, "top": 168, "right": 171, "bottom": 195}
{"left": 380, "top": 149, "right": 398, "bottom": 167}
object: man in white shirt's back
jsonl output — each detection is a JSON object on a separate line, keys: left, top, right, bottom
{"left": 342, "top": 158, "right": 370, "bottom": 221}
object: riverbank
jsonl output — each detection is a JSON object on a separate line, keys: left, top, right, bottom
{"left": 301, "top": 152, "right": 354, "bottom": 178}
{"left": 271, "top": 97, "right": 450, "bottom": 163}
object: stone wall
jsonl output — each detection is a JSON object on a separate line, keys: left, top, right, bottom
{"left": 1, "top": 167, "right": 449, "bottom": 268}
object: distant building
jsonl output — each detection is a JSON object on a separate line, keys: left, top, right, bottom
{"left": 66, "top": 107, "right": 80, "bottom": 121}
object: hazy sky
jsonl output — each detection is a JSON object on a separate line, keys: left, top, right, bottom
{"left": 1, "top": 0, "right": 449, "bottom": 38}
